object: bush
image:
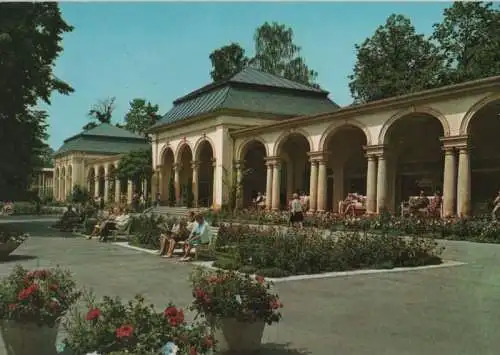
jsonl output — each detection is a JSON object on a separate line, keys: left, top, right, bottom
{"left": 1, "top": 201, "right": 62, "bottom": 215}
{"left": 213, "top": 227, "right": 444, "bottom": 277}
{"left": 129, "top": 214, "right": 168, "bottom": 250}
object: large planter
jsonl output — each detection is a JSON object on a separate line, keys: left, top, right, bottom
{"left": 0, "top": 242, "right": 21, "bottom": 259}
{"left": 212, "top": 318, "right": 265, "bottom": 353}
{"left": 0, "top": 321, "right": 58, "bottom": 355}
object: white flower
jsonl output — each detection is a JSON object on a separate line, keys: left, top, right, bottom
{"left": 235, "top": 294, "right": 242, "bottom": 304}
{"left": 162, "top": 342, "right": 178, "bottom": 355}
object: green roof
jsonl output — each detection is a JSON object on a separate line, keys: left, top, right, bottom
{"left": 54, "top": 123, "right": 150, "bottom": 157}
{"left": 150, "top": 67, "right": 339, "bottom": 130}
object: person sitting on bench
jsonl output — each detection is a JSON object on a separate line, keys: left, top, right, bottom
{"left": 180, "top": 214, "right": 209, "bottom": 262}
{"left": 99, "top": 208, "right": 130, "bottom": 242}
{"left": 88, "top": 207, "right": 115, "bottom": 238}
{"left": 159, "top": 219, "right": 190, "bottom": 258}
{"left": 409, "top": 190, "right": 429, "bottom": 215}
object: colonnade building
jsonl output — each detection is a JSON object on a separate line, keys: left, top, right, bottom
{"left": 148, "top": 67, "right": 500, "bottom": 217}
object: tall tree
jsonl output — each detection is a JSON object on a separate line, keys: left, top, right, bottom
{"left": 116, "top": 149, "right": 153, "bottom": 187}
{"left": 349, "top": 14, "right": 443, "bottom": 103}
{"left": 123, "top": 99, "right": 161, "bottom": 138}
{"left": 209, "top": 22, "right": 318, "bottom": 87}
{"left": 0, "top": 3, "right": 73, "bottom": 199}
{"left": 431, "top": 1, "right": 500, "bottom": 85}
{"left": 83, "top": 97, "right": 116, "bottom": 130}
{"left": 209, "top": 43, "right": 249, "bottom": 82}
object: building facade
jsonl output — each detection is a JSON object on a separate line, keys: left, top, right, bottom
{"left": 53, "top": 123, "right": 150, "bottom": 203}
{"left": 150, "top": 68, "right": 500, "bottom": 217}
{"left": 30, "top": 167, "right": 55, "bottom": 199}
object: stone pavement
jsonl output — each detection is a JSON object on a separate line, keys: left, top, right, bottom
{"left": 1, "top": 218, "right": 500, "bottom": 355}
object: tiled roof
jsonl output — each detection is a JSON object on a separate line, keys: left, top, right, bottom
{"left": 54, "top": 123, "right": 149, "bottom": 157}
{"left": 150, "top": 67, "right": 338, "bottom": 131}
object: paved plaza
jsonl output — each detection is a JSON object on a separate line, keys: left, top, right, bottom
{"left": 1, "top": 218, "right": 500, "bottom": 355}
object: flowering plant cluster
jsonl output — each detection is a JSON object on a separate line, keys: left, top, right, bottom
{"left": 189, "top": 268, "right": 282, "bottom": 325}
{"left": 0, "top": 226, "right": 29, "bottom": 244}
{"left": 63, "top": 294, "right": 215, "bottom": 355}
{"left": 0, "top": 265, "right": 81, "bottom": 327}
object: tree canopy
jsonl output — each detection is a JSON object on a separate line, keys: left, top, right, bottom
{"left": 83, "top": 97, "right": 116, "bottom": 130}
{"left": 349, "top": 2, "right": 500, "bottom": 103}
{"left": 0, "top": 3, "right": 73, "bottom": 199}
{"left": 209, "top": 22, "right": 318, "bottom": 87}
{"left": 116, "top": 149, "right": 153, "bottom": 184}
{"left": 123, "top": 98, "right": 162, "bottom": 138}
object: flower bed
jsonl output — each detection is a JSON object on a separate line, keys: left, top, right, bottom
{"left": 0, "top": 201, "right": 63, "bottom": 216}
{"left": 209, "top": 225, "right": 444, "bottom": 278}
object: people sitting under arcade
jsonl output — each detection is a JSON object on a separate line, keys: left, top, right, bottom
{"left": 253, "top": 192, "right": 266, "bottom": 209}
{"left": 339, "top": 193, "right": 366, "bottom": 216}
{"left": 299, "top": 191, "right": 309, "bottom": 211}
{"left": 409, "top": 190, "right": 430, "bottom": 215}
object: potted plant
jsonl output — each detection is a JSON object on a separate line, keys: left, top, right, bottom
{"left": 0, "top": 265, "right": 81, "bottom": 355}
{"left": 189, "top": 268, "right": 283, "bottom": 352}
{"left": 62, "top": 294, "right": 215, "bottom": 355}
{"left": 0, "top": 227, "right": 28, "bottom": 259}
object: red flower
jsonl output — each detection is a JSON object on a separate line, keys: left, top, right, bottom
{"left": 48, "top": 300, "right": 60, "bottom": 311}
{"left": 48, "top": 284, "right": 58, "bottom": 291}
{"left": 189, "top": 346, "right": 198, "bottom": 355}
{"left": 167, "top": 308, "right": 185, "bottom": 327}
{"left": 18, "top": 284, "right": 39, "bottom": 300}
{"left": 194, "top": 288, "right": 205, "bottom": 299}
{"left": 8, "top": 304, "right": 16, "bottom": 311}
{"left": 86, "top": 308, "right": 101, "bottom": 321}
{"left": 270, "top": 298, "right": 283, "bottom": 309}
{"left": 255, "top": 275, "right": 265, "bottom": 284}
{"left": 116, "top": 324, "right": 134, "bottom": 338}
{"left": 33, "top": 270, "right": 50, "bottom": 280}
{"left": 164, "top": 306, "right": 178, "bottom": 318}
{"left": 203, "top": 335, "right": 214, "bottom": 348}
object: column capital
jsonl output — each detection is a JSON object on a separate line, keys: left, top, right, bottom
{"left": 211, "top": 159, "right": 217, "bottom": 168}
{"left": 234, "top": 160, "right": 245, "bottom": 169}
{"left": 173, "top": 163, "right": 181, "bottom": 172}
{"left": 364, "top": 144, "right": 387, "bottom": 158}
{"left": 264, "top": 156, "right": 280, "bottom": 166}
{"left": 307, "top": 151, "right": 329, "bottom": 162}
{"left": 191, "top": 160, "right": 200, "bottom": 169}
{"left": 440, "top": 135, "right": 469, "bottom": 150}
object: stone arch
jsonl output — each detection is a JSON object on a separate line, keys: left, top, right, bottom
{"left": 66, "top": 165, "right": 73, "bottom": 194}
{"left": 239, "top": 139, "right": 268, "bottom": 206}
{"left": 319, "top": 120, "right": 372, "bottom": 151}
{"left": 236, "top": 136, "right": 269, "bottom": 161}
{"left": 193, "top": 136, "right": 216, "bottom": 161}
{"left": 460, "top": 93, "right": 500, "bottom": 135}
{"left": 195, "top": 139, "right": 215, "bottom": 207}
{"left": 378, "top": 106, "right": 451, "bottom": 145}
{"left": 159, "top": 145, "right": 175, "bottom": 165}
{"left": 175, "top": 141, "right": 193, "bottom": 164}
{"left": 273, "top": 128, "right": 313, "bottom": 156}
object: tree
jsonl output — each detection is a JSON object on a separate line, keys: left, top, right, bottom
{"left": 209, "top": 43, "right": 249, "bottom": 82}
{"left": 209, "top": 22, "right": 318, "bottom": 87}
{"left": 348, "top": 14, "right": 443, "bottom": 103}
{"left": 116, "top": 149, "right": 153, "bottom": 188}
{"left": 123, "top": 99, "right": 161, "bottom": 138}
{"left": 84, "top": 97, "right": 116, "bottom": 129}
{"left": 431, "top": 2, "right": 500, "bottom": 85}
{"left": 0, "top": 3, "right": 73, "bottom": 199}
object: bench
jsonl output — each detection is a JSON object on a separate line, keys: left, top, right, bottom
{"left": 400, "top": 196, "right": 443, "bottom": 218}
{"left": 176, "top": 226, "right": 219, "bottom": 259}
{"left": 338, "top": 194, "right": 367, "bottom": 216}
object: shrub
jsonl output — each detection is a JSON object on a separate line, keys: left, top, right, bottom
{"left": 63, "top": 294, "right": 214, "bottom": 355}
{"left": 129, "top": 214, "right": 169, "bottom": 250}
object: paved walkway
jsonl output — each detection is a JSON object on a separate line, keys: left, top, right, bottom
{"left": 1, "top": 218, "right": 499, "bottom": 354}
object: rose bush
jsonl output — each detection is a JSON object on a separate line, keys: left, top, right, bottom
{"left": 189, "top": 268, "right": 282, "bottom": 326}
{"left": 0, "top": 265, "right": 81, "bottom": 327}
{"left": 63, "top": 294, "right": 214, "bottom": 355}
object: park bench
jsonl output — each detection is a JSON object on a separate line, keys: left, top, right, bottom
{"left": 400, "top": 196, "right": 443, "bottom": 218}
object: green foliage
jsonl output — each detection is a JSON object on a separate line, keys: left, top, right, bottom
{"left": 116, "top": 149, "right": 153, "bottom": 183}
{"left": 183, "top": 179, "right": 193, "bottom": 208}
{"left": 0, "top": 265, "right": 81, "bottom": 328}
{"left": 0, "top": 3, "right": 73, "bottom": 199}
{"left": 349, "top": 14, "right": 442, "bottom": 103}
{"left": 209, "top": 43, "right": 249, "bottom": 82}
{"left": 190, "top": 267, "right": 283, "bottom": 325}
{"left": 88, "top": 97, "right": 115, "bottom": 124}
{"left": 129, "top": 214, "right": 166, "bottom": 250}
{"left": 0, "top": 201, "right": 61, "bottom": 215}
{"left": 63, "top": 293, "right": 214, "bottom": 355}
{"left": 124, "top": 98, "right": 162, "bottom": 138}
{"left": 431, "top": 2, "right": 500, "bottom": 85}
{"left": 209, "top": 21, "right": 318, "bottom": 87}
{"left": 168, "top": 175, "right": 176, "bottom": 207}
{"left": 69, "top": 185, "right": 91, "bottom": 204}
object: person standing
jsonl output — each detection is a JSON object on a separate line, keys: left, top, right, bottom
{"left": 289, "top": 193, "right": 304, "bottom": 228}
{"left": 492, "top": 190, "right": 500, "bottom": 220}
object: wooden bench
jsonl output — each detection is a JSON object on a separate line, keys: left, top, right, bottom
{"left": 400, "top": 196, "right": 443, "bottom": 218}
{"left": 176, "top": 226, "right": 219, "bottom": 259}
{"left": 338, "top": 194, "right": 367, "bottom": 216}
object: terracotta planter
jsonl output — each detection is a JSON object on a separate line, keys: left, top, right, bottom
{"left": 0, "top": 321, "right": 58, "bottom": 355}
{"left": 212, "top": 318, "right": 265, "bottom": 353}
{"left": 0, "top": 242, "right": 20, "bottom": 259}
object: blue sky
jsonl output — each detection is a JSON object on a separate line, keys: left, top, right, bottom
{"left": 45, "top": 2, "right": 452, "bottom": 150}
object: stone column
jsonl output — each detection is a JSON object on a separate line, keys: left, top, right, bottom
{"left": 457, "top": 147, "right": 471, "bottom": 217}
{"left": 174, "top": 164, "right": 181, "bottom": 203}
{"left": 317, "top": 159, "right": 328, "bottom": 212}
{"left": 103, "top": 167, "right": 109, "bottom": 203}
{"left": 235, "top": 161, "right": 244, "bottom": 208}
{"left": 191, "top": 161, "right": 200, "bottom": 208}
{"left": 376, "top": 154, "right": 387, "bottom": 213}
{"left": 115, "top": 179, "right": 121, "bottom": 204}
{"left": 212, "top": 160, "right": 217, "bottom": 208}
{"left": 271, "top": 160, "right": 281, "bottom": 210}
{"left": 127, "top": 180, "right": 133, "bottom": 204}
{"left": 265, "top": 161, "right": 273, "bottom": 210}
{"left": 442, "top": 147, "right": 457, "bottom": 217}
{"left": 309, "top": 160, "right": 318, "bottom": 212}
{"left": 94, "top": 165, "right": 100, "bottom": 198}
{"left": 365, "top": 155, "right": 378, "bottom": 214}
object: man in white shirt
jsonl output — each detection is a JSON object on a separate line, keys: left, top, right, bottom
{"left": 180, "top": 214, "right": 209, "bottom": 262}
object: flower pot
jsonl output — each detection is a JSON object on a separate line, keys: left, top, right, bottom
{"left": 0, "top": 321, "right": 58, "bottom": 355}
{"left": 212, "top": 318, "right": 265, "bottom": 353}
{"left": 0, "top": 242, "right": 20, "bottom": 259}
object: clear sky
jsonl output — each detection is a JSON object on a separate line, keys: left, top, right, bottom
{"left": 45, "top": 1, "right": 452, "bottom": 150}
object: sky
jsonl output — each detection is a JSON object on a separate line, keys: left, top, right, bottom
{"left": 44, "top": 1, "right": 453, "bottom": 150}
